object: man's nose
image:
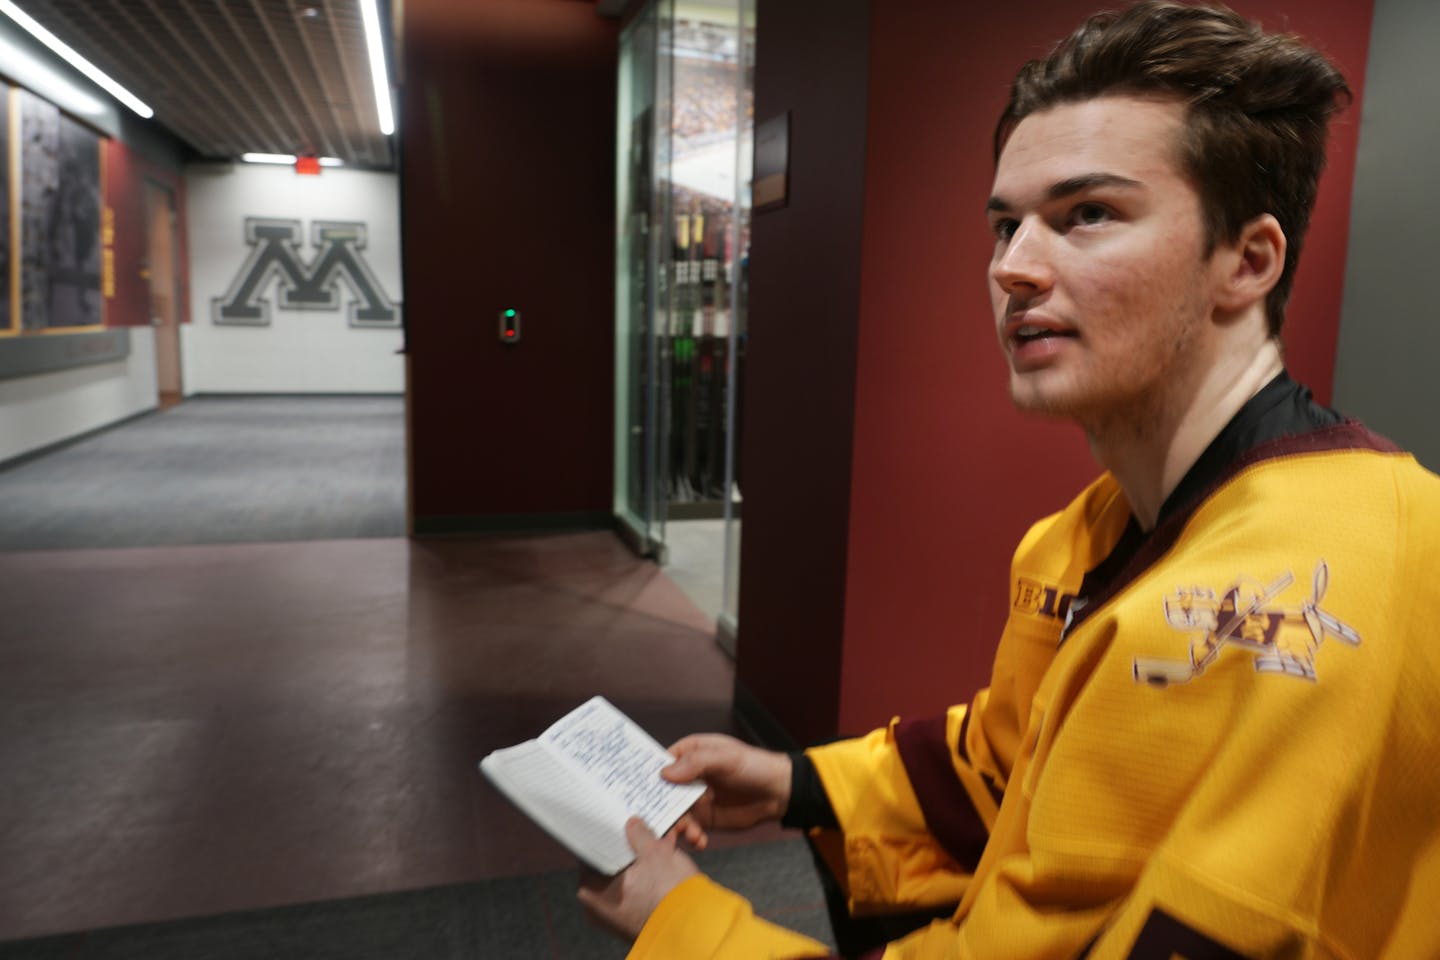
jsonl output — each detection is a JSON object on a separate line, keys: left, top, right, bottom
{"left": 991, "top": 218, "right": 1054, "bottom": 294}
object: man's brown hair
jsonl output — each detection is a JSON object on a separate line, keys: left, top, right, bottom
{"left": 995, "top": 1, "right": 1350, "bottom": 334}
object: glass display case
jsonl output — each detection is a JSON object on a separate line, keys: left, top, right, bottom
{"left": 614, "top": 0, "right": 754, "bottom": 641}
{"left": 614, "top": 0, "right": 668, "bottom": 556}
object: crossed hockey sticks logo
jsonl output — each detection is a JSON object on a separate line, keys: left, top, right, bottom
{"left": 1133, "top": 561, "right": 1360, "bottom": 687}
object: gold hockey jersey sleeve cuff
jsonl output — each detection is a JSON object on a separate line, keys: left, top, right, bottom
{"left": 626, "top": 873, "right": 832, "bottom": 959}
{"left": 807, "top": 717, "right": 978, "bottom": 914}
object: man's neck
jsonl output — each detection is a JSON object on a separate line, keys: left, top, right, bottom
{"left": 1088, "top": 339, "right": 1284, "bottom": 532}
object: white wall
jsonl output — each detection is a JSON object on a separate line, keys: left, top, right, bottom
{"left": 0, "top": 328, "right": 158, "bottom": 464}
{"left": 183, "top": 164, "right": 404, "bottom": 393}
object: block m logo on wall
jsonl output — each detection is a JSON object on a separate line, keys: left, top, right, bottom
{"left": 213, "top": 218, "right": 400, "bottom": 328}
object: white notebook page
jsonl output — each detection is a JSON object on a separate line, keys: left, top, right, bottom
{"left": 541, "top": 696, "right": 705, "bottom": 835}
{"left": 481, "top": 738, "right": 635, "bottom": 873}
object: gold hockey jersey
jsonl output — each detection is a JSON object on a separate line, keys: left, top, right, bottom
{"left": 628, "top": 428, "right": 1440, "bottom": 959}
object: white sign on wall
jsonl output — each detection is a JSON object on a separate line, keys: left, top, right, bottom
{"left": 213, "top": 218, "right": 400, "bottom": 328}
{"left": 185, "top": 164, "right": 404, "bottom": 394}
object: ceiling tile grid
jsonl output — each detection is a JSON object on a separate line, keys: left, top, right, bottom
{"left": 15, "top": 0, "right": 393, "bottom": 168}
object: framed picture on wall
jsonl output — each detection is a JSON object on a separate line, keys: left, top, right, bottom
{"left": 1, "top": 86, "right": 11, "bottom": 334}
{"left": 19, "top": 88, "right": 102, "bottom": 332}
{"left": 752, "top": 111, "right": 788, "bottom": 214}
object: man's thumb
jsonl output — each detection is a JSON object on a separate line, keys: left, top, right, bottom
{"left": 625, "top": 816, "right": 657, "bottom": 852}
{"left": 661, "top": 756, "right": 694, "bottom": 781}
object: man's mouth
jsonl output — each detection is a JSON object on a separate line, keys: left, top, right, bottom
{"left": 1012, "top": 324, "right": 1076, "bottom": 345}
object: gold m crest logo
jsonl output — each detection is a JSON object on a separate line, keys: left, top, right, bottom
{"left": 213, "top": 218, "right": 400, "bottom": 328}
{"left": 1133, "top": 561, "right": 1360, "bottom": 687}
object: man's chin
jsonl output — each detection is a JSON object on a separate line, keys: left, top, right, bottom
{"left": 1008, "top": 379, "right": 1080, "bottom": 419}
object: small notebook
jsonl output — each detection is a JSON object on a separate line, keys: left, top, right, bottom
{"left": 479, "top": 696, "right": 706, "bottom": 875}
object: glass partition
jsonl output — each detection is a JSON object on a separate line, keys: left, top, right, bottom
{"left": 614, "top": 0, "right": 672, "bottom": 556}
{"left": 665, "top": 2, "right": 747, "bottom": 524}
{"left": 616, "top": 0, "right": 754, "bottom": 645}
{"left": 719, "top": 0, "right": 754, "bottom": 647}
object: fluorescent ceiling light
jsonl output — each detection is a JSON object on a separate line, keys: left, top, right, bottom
{"left": 0, "top": 0, "right": 153, "bottom": 118}
{"left": 359, "top": 0, "right": 395, "bottom": 135}
{"left": 241, "top": 153, "right": 343, "bottom": 166}
{"left": 0, "top": 32, "right": 105, "bottom": 121}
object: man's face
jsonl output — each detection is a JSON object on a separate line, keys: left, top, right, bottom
{"left": 987, "top": 95, "right": 1222, "bottom": 430}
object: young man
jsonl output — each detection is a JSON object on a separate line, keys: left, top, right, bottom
{"left": 578, "top": 3, "right": 1440, "bottom": 956}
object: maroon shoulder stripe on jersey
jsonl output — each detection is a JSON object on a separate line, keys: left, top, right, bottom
{"left": 1235, "top": 420, "right": 1401, "bottom": 461}
{"left": 893, "top": 714, "right": 989, "bottom": 870}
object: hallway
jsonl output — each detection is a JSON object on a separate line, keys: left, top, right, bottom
{"left": 0, "top": 396, "right": 405, "bottom": 551}
{"left": 0, "top": 399, "right": 826, "bottom": 954}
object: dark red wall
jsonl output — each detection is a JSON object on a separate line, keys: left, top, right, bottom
{"left": 735, "top": 0, "right": 1374, "bottom": 743}
{"left": 732, "top": 0, "right": 872, "bottom": 749}
{"left": 403, "top": 0, "right": 617, "bottom": 525}
{"left": 835, "top": 0, "right": 1374, "bottom": 733}
{"left": 103, "top": 139, "right": 190, "bottom": 329}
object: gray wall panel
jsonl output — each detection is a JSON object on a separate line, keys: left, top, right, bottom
{"left": 0, "top": 328, "right": 129, "bottom": 380}
{"left": 1334, "top": 0, "right": 1440, "bottom": 470}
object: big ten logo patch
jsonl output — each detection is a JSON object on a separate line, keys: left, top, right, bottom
{"left": 213, "top": 218, "right": 400, "bottom": 328}
{"left": 1014, "top": 577, "right": 1077, "bottom": 623}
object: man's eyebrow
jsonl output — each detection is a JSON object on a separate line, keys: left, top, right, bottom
{"left": 986, "top": 173, "right": 1144, "bottom": 213}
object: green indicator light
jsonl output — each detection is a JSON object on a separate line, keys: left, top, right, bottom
{"left": 504, "top": 309, "right": 516, "bottom": 318}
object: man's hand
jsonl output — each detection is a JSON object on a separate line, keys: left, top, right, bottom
{"left": 662, "top": 734, "right": 791, "bottom": 849}
{"left": 577, "top": 818, "right": 699, "bottom": 942}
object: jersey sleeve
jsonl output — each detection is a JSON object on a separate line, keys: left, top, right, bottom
{"left": 626, "top": 874, "right": 833, "bottom": 959}
{"left": 799, "top": 508, "right": 1068, "bottom": 918}
{"left": 620, "top": 491, "right": 1109, "bottom": 956}
{"left": 803, "top": 685, "right": 1018, "bottom": 915}
{"left": 621, "top": 690, "right": 1020, "bottom": 959}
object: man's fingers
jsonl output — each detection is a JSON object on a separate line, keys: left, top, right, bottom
{"left": 575, "top": 872, "right": 610, "bottom": 925}
{"left": 663, "top": 736, "right": 722, "bottom": 781}
{"left": 664, "top": 735, "right": 701, "bottom": 764}
{"left": 664, "top": 735, "right": 738, "bottom": 782}
{"left": 624, "top": 816, "right": 659, "bottom": 854}
{"left": 668, "top": 733, "right": 723, "bottom": 754}
{"left": 674, "top": 814, "right": 709, "bottom": 850}
{"left": 660, "top": 755, "right": 696, "bottom": 782}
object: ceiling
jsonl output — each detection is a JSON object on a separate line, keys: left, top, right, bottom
{"left": 14, "top": 0, "right": 394, "bottom": 168}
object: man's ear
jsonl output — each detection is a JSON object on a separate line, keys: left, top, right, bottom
{"left": 1214, "top": 213, "right": 1286, "bottom": 312}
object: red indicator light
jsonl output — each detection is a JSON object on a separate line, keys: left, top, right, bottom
{"left": 499, "top": 308, "right": 521, "bottom": 344}
{"left": 295, "top": 155, "right": 321, "bottom": 175}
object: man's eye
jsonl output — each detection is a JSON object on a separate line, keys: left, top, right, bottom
{"left": 992, "top": 219, "right": 1018, "bottom": 242}
{"left": 1069, "top": 203, "right": 1111, "bottom": 227}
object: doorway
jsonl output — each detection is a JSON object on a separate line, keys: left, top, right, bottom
{"left": 142, "top": 180, "right": 182, "bottom": 408}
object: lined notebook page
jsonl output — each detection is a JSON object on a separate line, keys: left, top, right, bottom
{"left": 480, "top": 738, "right": 636, "bottom": 874}
{"left": 541, "top": 697, "right": 706, "bottom": 838}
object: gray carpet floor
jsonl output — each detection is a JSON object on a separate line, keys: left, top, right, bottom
{"left": 0, "top": 396, "right": 405, "bottom": 551}
{"left": 0, "top": 838, "right": 833, "bottom": 959}
{"left": 0, "top": 397, "right": 835, "bottom": 955}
